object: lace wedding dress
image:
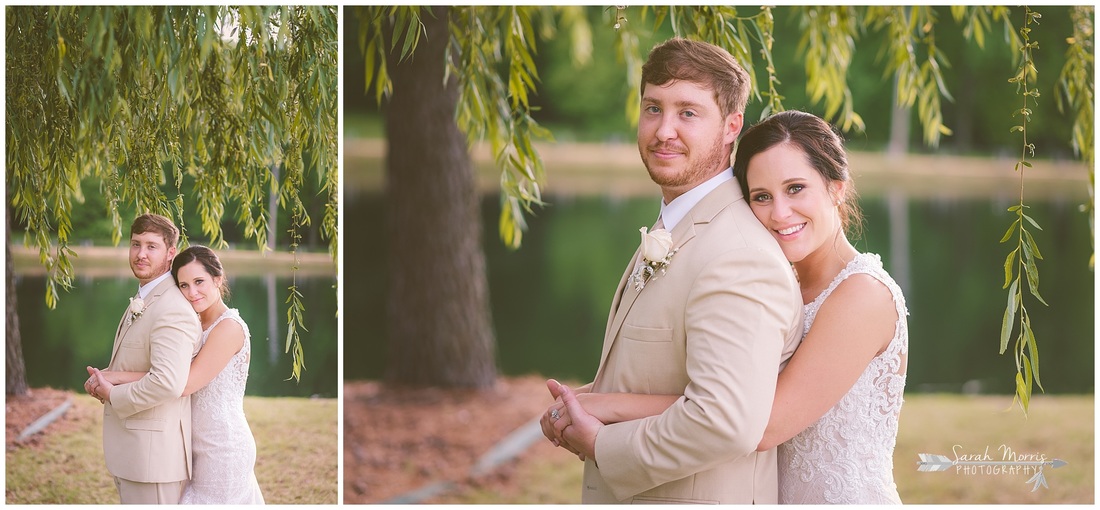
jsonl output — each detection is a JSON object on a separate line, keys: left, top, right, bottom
{"left": 778, "top": 253, "right": 908, "bottom": 504}
{"left": 180, "top": 308, "right": 265, "bottom": 504}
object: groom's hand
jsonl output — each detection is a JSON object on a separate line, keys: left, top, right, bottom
{"left": 556, "top": 382, "right": 601, "bottom": 461}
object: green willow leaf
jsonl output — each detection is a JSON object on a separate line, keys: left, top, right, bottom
{"left": 1014, "top": 371, "right": 1029, "bottom": 416}
{"left": 1002, "top": 249, "right": 1016, "bottom": 288}
{"left": 999, "top": 220, "right": 1018, "bottom": 243}
{"left": 999, "top": 278, "right": 1018, "bottom": 354}
{"left": 1023, "top": 316, "right": 1042, "bottom": 392}
{"left": 7, "top": 6, "right": 337, "bottom": 382}
{"left": 1021, "top": 213, "right": 1044, "bottom": 232}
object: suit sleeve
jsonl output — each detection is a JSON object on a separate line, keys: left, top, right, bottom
{"left": 593, "top": 246, "right": 799, "bottom": 500}
{"left": 109, "top": 302, "right": 199, "bottom": 419}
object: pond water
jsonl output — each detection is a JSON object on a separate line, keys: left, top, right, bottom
{"left": 346, "top": 180, "right": 1094, "bottom": 395}
{"left": 14, "top": 271, "right": 338, "bottom": 398}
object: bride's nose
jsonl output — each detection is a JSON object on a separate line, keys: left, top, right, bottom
{"left": 771, "top": 197, "right": 793, "bottom": 221}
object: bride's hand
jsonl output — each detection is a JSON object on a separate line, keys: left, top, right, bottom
{"left": 555, "top": 382, "right": 602, "bottom": 461}
{"left": 88, "top": 368, "right": 115, "bottom": 402}
{"left": 83, "top": 367, "right": 104, "bottom": 403}
{"left": 541, "top": 379, "right": 588, "bottom": 459}
{"left": 540, "top": 380, "right": 570, "bottom": 446}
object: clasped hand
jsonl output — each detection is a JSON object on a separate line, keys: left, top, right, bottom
{"left": 540, "top": 379, "right": 602, "bottom": 462}
{"left": 83, "top": 366, "right": 114, "bottom": 404}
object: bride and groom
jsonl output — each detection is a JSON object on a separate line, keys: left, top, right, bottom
{"left": 540, "top": 38, "right": 909, "bottom": 504}
{"left": 83, "top": 213, "right": 265, "bottom": 504}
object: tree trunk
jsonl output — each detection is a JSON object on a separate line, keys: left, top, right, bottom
{"left": 383, "top": 6, "right": 497, "bottom": 388}
{"left": 7, "top": 204, "right": 29, "bottom": 396}
{"left": 887, "top": 73, "right": 911, "bottom": 157}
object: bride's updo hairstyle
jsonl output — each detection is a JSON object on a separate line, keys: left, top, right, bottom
{"left": 171, "top": 245, "right": 232, "bottom": 301}
{"left": 732, "top": 110, "right": 864, "bottom": 239}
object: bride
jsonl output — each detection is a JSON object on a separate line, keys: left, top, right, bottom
{"left": 91, "top": 245, "right": 265, "bottom": 504}
{"left": 545, "top": 110, "right": 908, "bottom": 504}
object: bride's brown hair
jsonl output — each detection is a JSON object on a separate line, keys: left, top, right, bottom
{"left": 171, "top": 245, "right": 231, "bottom": 301}
{"left": 732, "top": 110, "right": 864, "bottom": 239}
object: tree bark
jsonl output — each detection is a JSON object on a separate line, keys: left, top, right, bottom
{"left": 7, "top": 204, "right": 29, "bottom": 396}
{"left": 383, "top": 6, "right": 497, "bottom": 388}
{"left": 887, "top": 73, "right": 911, "bottom": 157}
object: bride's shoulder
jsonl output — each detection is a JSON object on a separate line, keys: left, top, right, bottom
{"left": 819, "top": 267, "right": 899, "bottom": 328}
{"left": 207, "top": 312, "right": 246, "bottom": 344}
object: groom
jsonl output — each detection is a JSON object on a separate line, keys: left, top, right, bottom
{"left": 84, "top": 213, "right": 201, "bottom": 504}
{"left": 549, "top": 38, "right": 803, "bottom": 503}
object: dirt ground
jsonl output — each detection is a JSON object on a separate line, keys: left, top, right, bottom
{"left": 5, "top": 387, "right": 91, "bottom": 450}
{"left": 343, "top": 375, "right": 562, "bottom": 504}
{"left": 12, "top": 379, "right": 567, "bottom": 504}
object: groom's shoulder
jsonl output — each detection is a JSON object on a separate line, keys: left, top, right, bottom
{"left": 708, "top": 198, "right": 778, "bottom": 248}
{"left": 148, "top": 282, "right": 197, "bottom": 315}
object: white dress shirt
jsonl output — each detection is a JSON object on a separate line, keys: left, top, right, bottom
{"left": 658, "top": 168, "right": 734, "bottom": 230}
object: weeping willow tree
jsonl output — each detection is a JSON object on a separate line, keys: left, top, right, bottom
{"left": 363, "top": 6, "right": 1092, "bottom": 409}
{"left": 6, "top": 5, "right": 339, "bottom": 394}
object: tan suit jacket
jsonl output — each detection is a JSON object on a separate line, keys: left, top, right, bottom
{"left": 103, "top": 276, "right": 201, "bottom": 483}
{"left": 583, "top": 178, "right": 803, "bottom": 504}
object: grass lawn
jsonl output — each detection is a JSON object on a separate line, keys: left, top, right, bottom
{"left": 6, "top": 393, "right": 337, "bottom": 504}
{"left": 440, "top": 393, "right": 1093, "bottom": 504}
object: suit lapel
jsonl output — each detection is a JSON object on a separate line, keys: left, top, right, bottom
{"left": 595, "top": 180, "right": 741, "bottom": 377}
{"left": 109, "top": 277, "right": 177, "bottom": 363}
{"left": 598, "top": 247, "right": 641, "bottom": 371}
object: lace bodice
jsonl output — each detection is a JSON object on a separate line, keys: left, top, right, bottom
{"left": 180, "top": 308, "right": 265, "bottom": 505}
{"left": 777, "top": 253, "right": 908, "bottom": 504}
{"left": 193, "top": 309, "right": 252, "bottom": 415}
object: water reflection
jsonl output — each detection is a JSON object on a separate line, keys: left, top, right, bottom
{"left": 14, "top": 270, "right": 338, "bottom": 398}
{"left": 347, "top": 186, "right": 1094, "bottom": 394}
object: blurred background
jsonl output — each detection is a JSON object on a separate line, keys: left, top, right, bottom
{"left": 343, "top": 5, "right": 1092, "bottom": 504}
{"left": 345, "top": 5, "right": 1092, "bottom": 397}
{"left": 9, "top": 175, "right": 338, "bottom": 399}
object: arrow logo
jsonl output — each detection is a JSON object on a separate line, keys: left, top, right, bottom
{"left": 917, "top": 452, "right": 1068, "bottom": 492}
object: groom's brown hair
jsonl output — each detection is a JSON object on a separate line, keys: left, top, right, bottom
{"left": 130, "top": 213, "right": 180, "bottom": 250}
{"left": 641, "top": 37, "right": 751, "bottom": 119}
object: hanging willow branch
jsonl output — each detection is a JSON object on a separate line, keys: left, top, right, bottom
{"left": 359, "top": 6, "right": 1092, "bottom": 412}
{"left": 1000, "top": 7, "right": 1046, "bottom": 416}
{"left": 6, "top": 6, "right": 338, "bottom": 382}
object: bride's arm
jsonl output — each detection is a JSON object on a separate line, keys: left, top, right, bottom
{"left": 99, "top": 321, "right": 246, "bottom": 397}
{"left": 574, "top": 392, "right": 680, "bottom": 424}
{"left": 99, "top": 371, "right": 146, "bottom": 385}
{"left": 179, "top": 319, "right": 245, "bottom": 396}
{"left": 756, "top": 275, "right": 900, "bottom": 451}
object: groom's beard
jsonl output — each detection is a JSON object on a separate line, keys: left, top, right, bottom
{"left": 641, "top": 131, "right": 730, "bottom": 191}
{"left": 130, "top": 257, "right": 171, "bottom": 282}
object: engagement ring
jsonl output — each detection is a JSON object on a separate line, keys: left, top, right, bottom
{"left": 550, "top": 409, "right": 560, "bottom": 421}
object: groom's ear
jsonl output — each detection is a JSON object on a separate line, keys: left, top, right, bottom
{"left": 167, "top": 245, "right": 178, "bottom": 260}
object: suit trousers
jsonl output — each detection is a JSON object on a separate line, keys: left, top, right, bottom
{"left": 114, "top": 477, "right": 185, "bottom": 504}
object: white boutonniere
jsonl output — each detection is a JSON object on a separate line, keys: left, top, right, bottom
{"left": 126, "top": 297, "right": 146, "bottom": 325}
{"left": 630, "top": 226, "right": 677, "bottom": 291}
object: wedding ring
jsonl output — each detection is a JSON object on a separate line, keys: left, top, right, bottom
{"left": 550, "top": 408, "right": 561, "bottom": 421}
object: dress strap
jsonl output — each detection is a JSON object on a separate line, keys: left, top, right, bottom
{"left": 812, "top": 253, "right": 909, "bottom": 357}
{"left": 203, "top": 309, "right": 252, "bottom": 353}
